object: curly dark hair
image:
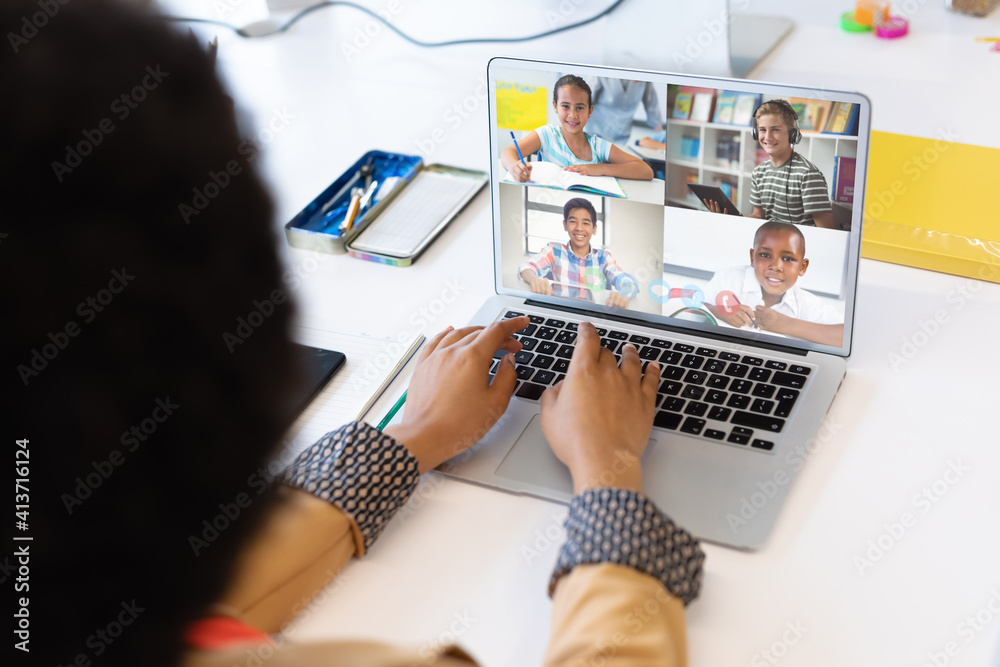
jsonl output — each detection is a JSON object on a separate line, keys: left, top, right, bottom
{"left": 1, "top": 1, "right": 303, "bottom": 665}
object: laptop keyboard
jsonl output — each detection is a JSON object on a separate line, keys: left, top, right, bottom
{"left": 489, "top": 310, "right": 814, "bottom": 454}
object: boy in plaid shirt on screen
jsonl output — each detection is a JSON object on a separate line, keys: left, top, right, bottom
{"left": 518, "top": 198, "right": 637, "bottom": 309}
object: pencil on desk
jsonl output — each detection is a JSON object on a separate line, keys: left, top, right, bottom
{"left": 510, "top": 131, "right": 527, "bottom": 166}
{"left": 377, "top": 390, "right": 407, "bottom": 430}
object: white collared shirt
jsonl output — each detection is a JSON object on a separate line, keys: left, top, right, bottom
{"left": 704, "top": 266, "right": 841, "bottom": 325}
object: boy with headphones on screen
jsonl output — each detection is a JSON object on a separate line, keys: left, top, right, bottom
{"left": 706, "top": 100, "right": 836, "bottom": 229}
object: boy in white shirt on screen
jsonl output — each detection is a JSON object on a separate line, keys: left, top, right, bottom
{"left": 704, "top": 221, "right": 844, "bottom": 347}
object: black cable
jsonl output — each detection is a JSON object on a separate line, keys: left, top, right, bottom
{"left": 160, "top": 0, "right": 627, "bottom": 42}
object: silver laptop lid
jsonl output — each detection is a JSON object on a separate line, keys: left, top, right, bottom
{"left": 488, "top": 57, "right": 870, "bottom": 358}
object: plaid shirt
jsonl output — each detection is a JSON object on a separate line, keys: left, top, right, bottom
{"left": 518, "top": 242, "right": 637, "bottom": 296}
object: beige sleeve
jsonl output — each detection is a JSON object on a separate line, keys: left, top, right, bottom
{"left": 544, "top": 563, "right": 688, "bottom": 667}
{"left": 190, "top": 486, "right": 481, "bottom": 666}
{"left": 214, "top": 486, "right": 362, "bottom": 633}
{"left": 183, "top": 641, "right": 478, "bottom": 667}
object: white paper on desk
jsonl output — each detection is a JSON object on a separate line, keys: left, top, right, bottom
{"left": 629, "top": 142, "right": 666, "bottom": 161}
{"left": 274, "top": 325, "right": 422, "bottom": 464}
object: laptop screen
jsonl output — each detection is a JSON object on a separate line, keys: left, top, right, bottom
{"left": 488, "top": 58, "right": 869, "bottom": 358}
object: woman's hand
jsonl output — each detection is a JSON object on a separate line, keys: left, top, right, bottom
{"left": 540, "top": 322, "right": 659, "bottom": 493}
{"left": 385, "top": 316, "right": 529, "bottom": 473}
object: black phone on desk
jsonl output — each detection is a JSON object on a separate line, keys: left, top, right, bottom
{"left": 280, "top": 344, "right": 346, "bottom": 427}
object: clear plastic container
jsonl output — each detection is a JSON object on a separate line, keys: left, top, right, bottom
{"left": 946, "top": 0, "right": 1000, "bottom": 16}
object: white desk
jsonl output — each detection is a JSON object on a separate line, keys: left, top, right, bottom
{"left": 168, "top": 0, "right": 1000, "bottom": 664}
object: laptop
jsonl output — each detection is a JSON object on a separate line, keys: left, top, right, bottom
{"left": 442, "top": 57, "right": 868, "bottom": 549}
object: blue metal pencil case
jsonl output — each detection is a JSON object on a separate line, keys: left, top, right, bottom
{"left": 284, "top": 150, "right": 422, "bottom": 254}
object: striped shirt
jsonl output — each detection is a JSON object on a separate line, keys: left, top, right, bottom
{"left": 536, "top": 125, "right": 612, "bottom": 167}
{"left": 518, "top": 242, "right": 637, "bottom": 297}
{"left": 749, "top": 152, "right": 831, "bottom": 226}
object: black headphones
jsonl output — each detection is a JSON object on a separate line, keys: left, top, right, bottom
{"left": 751, "top": 99, "right": 801, "bottom": 145}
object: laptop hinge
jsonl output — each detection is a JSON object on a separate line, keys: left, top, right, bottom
{"left": 524, "top": 299, "right": 809, "bottom": 357}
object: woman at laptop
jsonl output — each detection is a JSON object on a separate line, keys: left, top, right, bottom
{"left": 9, "top": 2, "right": 703, "bottom": 666}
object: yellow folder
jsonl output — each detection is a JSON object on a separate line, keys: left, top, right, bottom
{"left": 862, "top": 130, "right": 1000, "bottom": 284}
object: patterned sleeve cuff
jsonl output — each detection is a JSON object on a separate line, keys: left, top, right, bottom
{"left": 549, "top": 488, "right": 705, "bottom": 606}
{"left": 280, "top": 422, "right": 420, "bottom": 555}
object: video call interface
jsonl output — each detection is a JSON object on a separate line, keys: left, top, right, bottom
{"left": 494, "top": 63, "right": 862, "bottom": 350}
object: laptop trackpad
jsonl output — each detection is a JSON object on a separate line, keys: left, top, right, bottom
{"left": 493, "top": 415, "right": 658, "bottom": 495}
{"left": 494, "top": 415, "right": 574, "bottom": 494}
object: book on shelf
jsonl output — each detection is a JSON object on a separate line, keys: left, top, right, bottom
{"left": 732, "top": 93, "right": 761, "bottom": 126}
{"left": 846, "top": 105, "right": 860, "bottom": 135}
{"left": 789, "top": 98, "right": 834, "bottom": 132}
{"left": 832, "top": 156, "right": 856, "bottom": 204}
{"left": 502, "top": 161, "right": 626, "bottom": 198}
{"left": 712, "top": 93, "right": 737, "bottom": 124}
{"left": 681, "top": 136, "right": 701, "bottom": 159}
{"left": 690, "top": 92, "right": 715, "bottom": 122}
{"left": 715, "top": 135, "right": 741, "bottom": 171}
{"left": 789, "top": 102, "right": 808, "bottom": 127}
{"left": 823, "top": 102, "right": 858, "bottom": 135}
{"left": 673, "top": 92, "right": 693, "bottom": 119}
{"left": 712, "top": 179, "right": 738, "bottom": 207}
